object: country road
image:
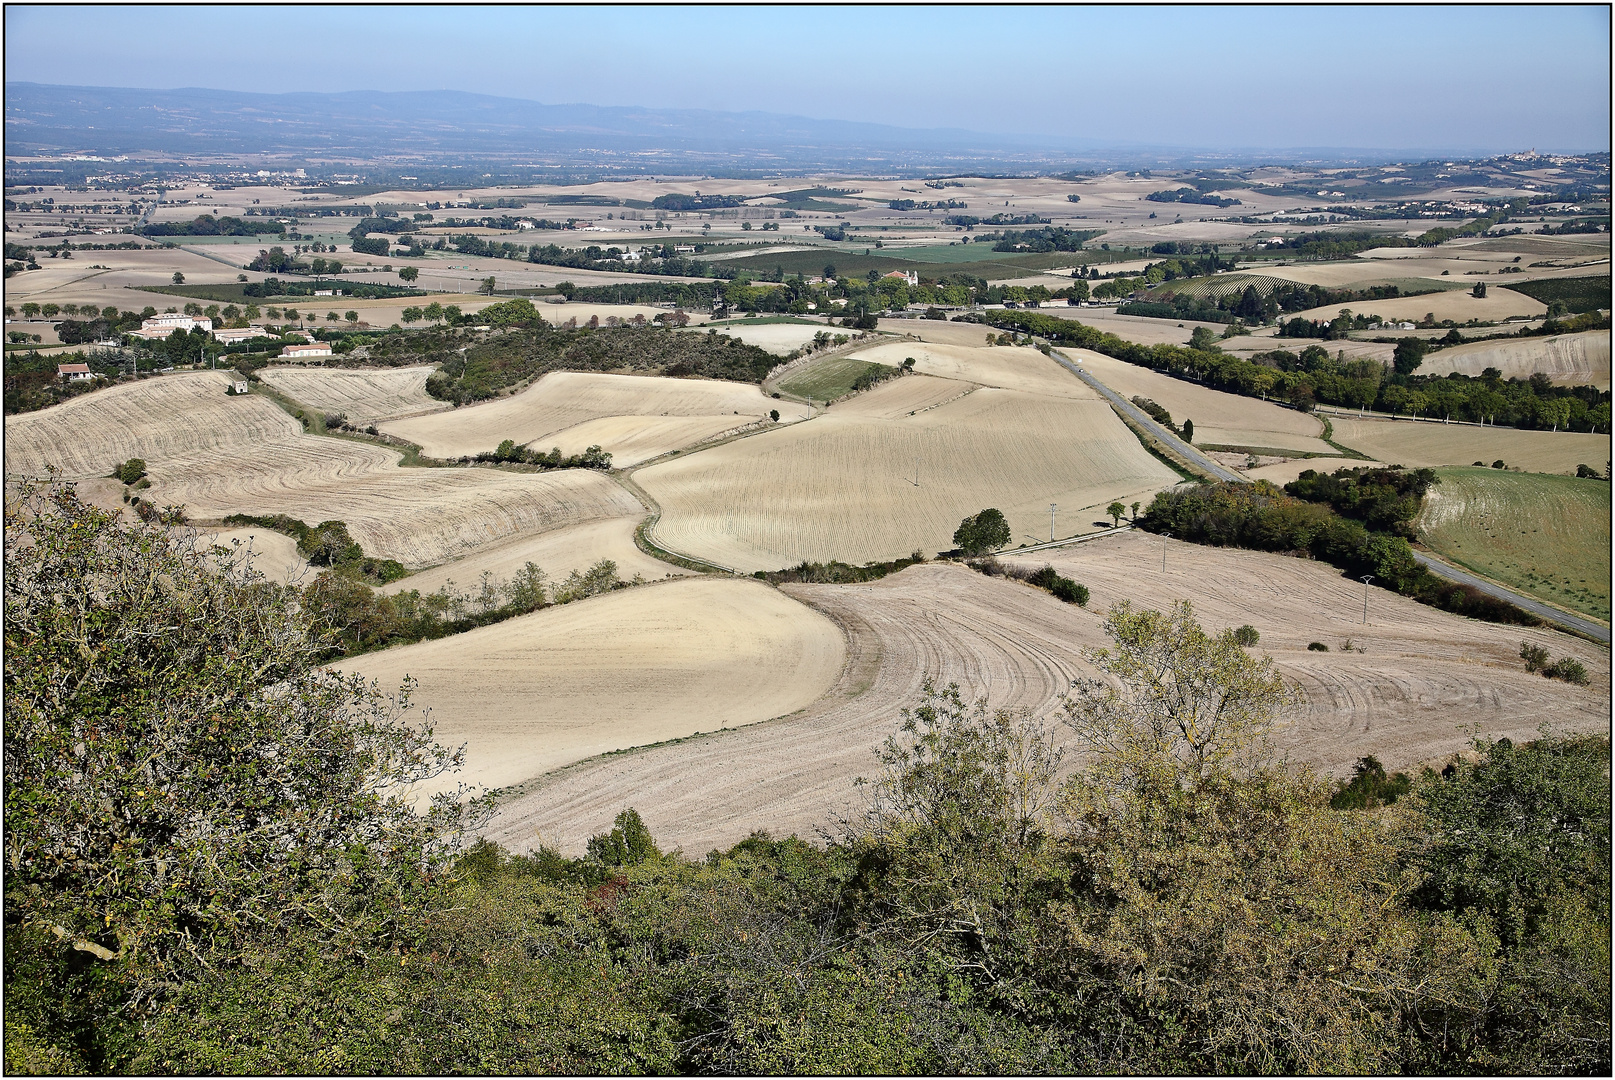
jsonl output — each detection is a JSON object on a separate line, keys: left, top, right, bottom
{"left": 1047, "top": 344, "right": 1609, "bottom": 644}
{"left": 1412, "top": 551, "right": 1611, "bottom": 643}
{"left": 1048, "top": 348, "right": 1245, "bottom": 482}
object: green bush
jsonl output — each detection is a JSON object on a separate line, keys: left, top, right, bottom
{"left": 1232, "top": 624, "right": 1260, "bottom": 646}
{"left": 1308, "top": 641, "right": 1329, "bottom": 652}
{"left": 1546, "top": 657, "right": 1590, "bottom": 685}
{"left": 114, "top": 458, "right": 146, "bottom": 485}
{"left": 1329, "top": 755, "right": 1411, "bottom": 809}
{"left": 1520, "top": 641, "right": 1550, "bottom": 673}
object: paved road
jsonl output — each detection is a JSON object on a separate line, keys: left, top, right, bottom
{"left": 1047, "top": 348, "right": 1245, "bottom": 482}
{"left": 1048, "top": 344, "right": 1609, "bottom": 644}
{"left": 1412, "top": 551, "right": 1611, "bottom": 643}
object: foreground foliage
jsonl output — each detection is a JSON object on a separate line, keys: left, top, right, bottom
{"left": 5, "top": 490, "right": 1607, "bottom": 1074}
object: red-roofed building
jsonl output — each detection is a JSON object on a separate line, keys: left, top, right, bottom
{"left": 57, "top": 363, "right": 93, "bottom": 382}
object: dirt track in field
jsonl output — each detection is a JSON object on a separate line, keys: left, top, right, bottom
{"left": 483, "top": 535, "right": 1608, "bottom": 855}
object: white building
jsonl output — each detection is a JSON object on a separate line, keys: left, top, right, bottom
{"left": 213, "top": 326, "right": 268, "bottom": 344}
{"left": 134, "top": 313, "right": 213, "bottom": 339}
{"left": 280, "top": 342, "right": 333, "bottom": 360}
{"left": 57, "top": 363, "right": 93, "bottom": 382}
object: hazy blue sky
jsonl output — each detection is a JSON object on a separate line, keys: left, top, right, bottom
{"left": 5, "top": 5, "right": 1610, "bottom": 152}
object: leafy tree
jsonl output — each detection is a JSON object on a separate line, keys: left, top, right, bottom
{"left": 344, "top": 310, "right": 359, "bottom": 325}
{"left": 171, "top": 272, "right": 184, "bottom": 285}
{"left": 586, "top": 808, "right": 662, "bottom": 866}
{"left": 397, "top": 266, "right": 419, "bottom": 283}
{"left": 1393, "top": 337, "right": 1426, "bottom": 376}
{"left": 1182, "top": 418, "right": 1194, "bottom": 443}
{"left": 1107, "top": 501, "right": 1125, "bottom": 526}
{"left": 401, "top": 306, "right": 422, "bottom": 324}
{"left": 479, "top": 276, "right": 497, "bottom": 296}
{"left": 4, "top": 481, "right": 487, "bottom": 1052}
{"left": 115, "top": 458, "right": 147, "bottom": 484}
{"left": 953, "top": 508, "right": 1010, "bottom": 555}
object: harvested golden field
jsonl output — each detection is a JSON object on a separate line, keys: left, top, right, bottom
{"left": 153, "top": 442, "right": 643, "bottom": 569}
{"left": 1065, "top": 348, "right": 1336, "bottom": 454}
{"left": 638, "top": 377, "right": 1180, "bottom": 571}
{"left": 686, "top": 321, "right": 826, "bottom": 355}
{"left": 1415, "top": 330, "right": 1611, "bottom": 388}
{"left": 538, "top": 302, "right": 707, "bottom": 327}
{"left": 199, "top": 527, "right": 310, "bottom": 586}
{"left": 337, "top": 577, "right": 846, "bottom": 797}
{"left": 1328, "top": 416, "right": 1610, "bottom": 474}
{"left": 1417, "top": 466, "right": 1611, "bottom": 621}
{"left": 382, "top": 371, "right": 808, "bottom": 463}
{"left": 383, "top": 516, "right": 691, "bottom": 597}
{"left": 5, "top": 371, "right": 297, "bottom": 479}
{"left": 1287, "top": 288, "right": 1545, "bottom": 325}
{"left": 256, "top": 365, "right": 451, "bottom": 423}
{"left": 485, "top": 542, "right": 1607, "bottom": 855}
{"left": 851, "top": 340, "right": 1095, "bottom": 399}
{"left": 1244, "top": 457, "right": 1386, "bottom": 486}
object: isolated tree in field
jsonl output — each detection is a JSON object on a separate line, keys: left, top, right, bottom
{"left": 1131, "top": 500, "right": 1141, "bottom": 520}
{"left": 954, "top": 508, "right": 1011, "bottom": 555}
{"left": 1182, "top": 418, "right": 1194, "bottom": 443}
{"left": 401, "top": 306, "right": 422, "bottom": 324}
{"left": 479, "top": 276, "right": 497, "bottom": 296}
{"left": 3, "top": 481, "right": 487, "bottom": 1024}
{"left": 171, "top": 271, "right": 184, "bottom": 284}
{"left": 344, "top": 310, "right": 359, "bottom": 325}
{"left": 1107, "top": 501, "right": 1126, "bottom": 527}
{"left": 1472, "top": 281, "right": 1487, "bottom": 298}
{"left": 398, "top": 266, "right": 418, "bottom": 283}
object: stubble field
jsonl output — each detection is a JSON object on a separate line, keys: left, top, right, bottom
{"left": 1413, "top": 330, "right": 1611, "bottom": 388}
{"left": 336, "top": 576, "right": 847, "bottom": 797}
{"left": 1328, "top": 416, "right": 1610, "bottom": 473}
{"left": 484, "top": 534, "right": 1608, "bottom": 855}
{"left": 637, "top": 372, "right": 1181, "bottom": 571}
{"left": 256, "top": 365, "right": 450, "bottom": 423}
{"left": 382, "top": 371, "right": 809, "bottom": 464}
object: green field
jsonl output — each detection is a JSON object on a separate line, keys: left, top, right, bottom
{"left": 713, "top": 246, "right": 1080, "bottom": 282}
{"left": 776, "top": 355, "right": 896, "bottom": 403}
{"left": 1501, "top": 275, "right": 1612, "bottom": 314}
{"left": 1417, "top": 466, "right": 1611, "bottom": 621}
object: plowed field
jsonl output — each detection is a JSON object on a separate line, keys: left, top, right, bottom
{"left": 257, "top": 365, "right": 450, "bottom": 423}
{"left": 485, "top": 538, "right": 1608, "bottom": 855}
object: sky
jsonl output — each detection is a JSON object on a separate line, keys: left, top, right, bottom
{"left": 4, "top": 4, "right": 1610, "bottom": 153}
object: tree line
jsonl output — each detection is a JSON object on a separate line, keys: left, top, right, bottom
{"left": 963, "top": 309, "right": 1611, "bottom": 432}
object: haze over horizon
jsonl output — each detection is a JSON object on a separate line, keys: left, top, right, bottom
{"left": 4, "top": 4, "right": 1611, "bottom": 157}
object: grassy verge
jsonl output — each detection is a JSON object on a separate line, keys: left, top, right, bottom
{"left": 1317, "top": 416, "right": 1375, "bottom": 460}
{"left": 777, "top": 355, "right": 896, "bottom": 403}
{"left": 633, "top": 514, "right": 732, "bottom": 574}
{"left": 1417, "top": 466, "right": 1611, "bottom": 622}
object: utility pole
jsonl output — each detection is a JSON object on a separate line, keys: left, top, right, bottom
{"left": 1049, "top": 503, "right": 1057, "bottom": 542}
{"left": 1162, "top": 532, "right": 1171, "bottom": 572}
{"left": 1361, "top": 574, "right": 1374, "bottom": 624}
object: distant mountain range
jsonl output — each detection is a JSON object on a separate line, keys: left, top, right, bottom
{"left": 4, "top": 82, "right": 1128, "bottom": 170}
{"left": 3, "top": 82, "right": 1433, "bottom": 173}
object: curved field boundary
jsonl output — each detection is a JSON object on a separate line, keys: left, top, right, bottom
{"left": 482, "top": 550, "right": 1607, "bottom": 856}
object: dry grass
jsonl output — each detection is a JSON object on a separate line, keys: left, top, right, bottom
{"left": 336, "top": 576, "right": 847, "bottom": 796}
{"left": 1328, "top": 416, "right": 1610, "bottom": 474}
{"left": 256, "top": 365, "right": 450, "bottom": 423}
{"left": 638, "top": 377, "right": 1180, "bottom": 571}
{"left": 1417, "top": 466, "right": 1611, "bottom": 621}
{"left": 382, "top": 371, "right": 808, "bottom": 463}
{"left": 484, "top": 541, "right": 1608, "bottom": 855}
{"left": 198, "top": 527, "right": 311, "bottom": 586}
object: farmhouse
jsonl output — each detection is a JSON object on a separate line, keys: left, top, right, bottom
{"left": 883, "top": 270, "right": 920, "bottom": 286}
{"left": 56, "top": 362, "right": 93, "bottom": 381}
{"left": 213, "top": 326, "right": 268, "bottom": 344}
{"left": 133, "top": 313, "right": 213, "bottom": 339}
{"left": 280, "top": 342, "right": 333, "bottom": 360}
